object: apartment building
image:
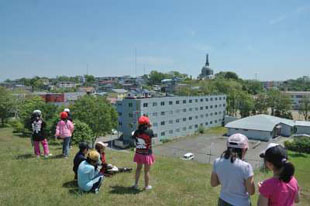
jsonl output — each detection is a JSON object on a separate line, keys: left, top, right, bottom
{"left": 116, "top": 95, "right": 226, "bottom": 143}
{"left": 283, "top": 91, "right": 310, "bottom": 109}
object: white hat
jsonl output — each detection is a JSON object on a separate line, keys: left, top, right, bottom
{"left": 227, "top": 133, "right": 249, "bottom": 149}
{"left": 33, "top": 110, "right": 41, "bottom": 114}
{"left": 95, "top": 141, "right": 108, "bottom": 148}
{"left": 64, "top": 108, "right": 70, "bottom": 112}
{"left": 259, "top": 143, "right": 279, "bottom": 158}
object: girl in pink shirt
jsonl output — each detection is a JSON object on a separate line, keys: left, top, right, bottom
{"left": 258, "top": 144, "right": 300, "bottom": 206}
{"left": 55, "top": 112, "right": 74, "bottom": 158}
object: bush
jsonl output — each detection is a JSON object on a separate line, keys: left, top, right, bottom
{"left": 284, "top": 137, "right": 310, "bottom": 154}
{"left": 197, "top": 126, "right": 205, "bottom": 134}
{"left": 71, "top": 120, "right": 93, "bottom": 145}
{"left": 9, "top": 119, "right": 24, "bottom": 133}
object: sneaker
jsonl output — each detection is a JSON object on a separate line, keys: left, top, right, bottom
{"left": 144, "top": 185, "right": 152, "bottom": 190}
{"left": 48, "top": 153, "right": 53, "bottom": 156}
{"left": 132, "top": 184, "right": 139, "bottom": 190}
{"left": 94, "top": 188, "right": 99, "bottom": 194}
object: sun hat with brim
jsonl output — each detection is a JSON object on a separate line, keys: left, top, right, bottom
{"left": 259, "top": 144, "right": 287, "bottom": 163}
{"left": 95, "top": 141, "right": 108, "bottom": 148}
{"left": 259, "top": 143, "right": 279, "bottom": 158}
{"left": 227, "top": 133, "right": 249, "bottom": 149}
{"left": 64, "top": 108, "right": 70, "bottom": 112}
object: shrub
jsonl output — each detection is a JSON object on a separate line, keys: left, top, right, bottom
{"left": 197, "top": 126, "right": 205, "bottom": 134}
{"left": 284, "top": 137, "right": 310, "bottom": 154}
{"left": 71, "top": 120, "right": 93, "bottom": 145}
{"left": 9, "top": 119, "right": 24, "bottom": 133}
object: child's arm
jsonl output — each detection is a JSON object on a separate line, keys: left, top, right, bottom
{"left": 257, "top": 194, "right": 269, "bottom": 206}
{"left": 210, "top": 172, "right": 220, "bottom": 187}
{"left": 295, "top": 188, "right": 300, "bottom": 203}
{"left": 55, "top": 122, "right": 60, "bottom": 137}
{"left": 245, "top": 175, "right": 255, "bottom": 195}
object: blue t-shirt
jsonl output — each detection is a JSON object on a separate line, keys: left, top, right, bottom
{"left": 77, "top": 160, "right": 99, "bottom": 192}
{"left": 213, "top": 157, "right": 254, "bottom": 206}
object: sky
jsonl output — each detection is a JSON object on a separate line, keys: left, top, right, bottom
{"left": 0, "top": 0, "right": 310, "bottom": 81}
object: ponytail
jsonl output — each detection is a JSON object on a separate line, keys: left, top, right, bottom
{"left": 279, "top": 161, "right": 295, "bottom": 183}
{"left": 221, "top": 147, "right": 243, "bottom": 163}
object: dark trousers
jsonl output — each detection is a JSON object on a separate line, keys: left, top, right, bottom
{"left": 90, "top": 175, "right": 103, "bottom": 193}
{"left": 218, "top": 198, "right": 251, "bottom": 206}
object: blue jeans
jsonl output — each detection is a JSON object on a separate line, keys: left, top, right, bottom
{"left": 63, "top": 137, "right": 71, "bottom": 157}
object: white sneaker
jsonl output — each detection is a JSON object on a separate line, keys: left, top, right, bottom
{"left": 144, "top": 185, "right": 152, "bottom": 190}
{"left": 132, "top": 184, "right": 139, "bottom": 190}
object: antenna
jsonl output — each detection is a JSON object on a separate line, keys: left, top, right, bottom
{"left": 86, "top": 64, "right": 89, "bottom": 75}
{"left": 135, "top": 48, "right": 137, "bottom": 77}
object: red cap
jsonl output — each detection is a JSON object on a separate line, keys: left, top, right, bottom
{"left": 60, "top": 112, "right": 68, "bottom": 119}
{"left": 138, "top": 116, "right": 150, "bottom": 125}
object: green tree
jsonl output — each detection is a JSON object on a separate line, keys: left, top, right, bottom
{"left": 267, "top": 89, "right": 292, "bottom": 117}
{"left": 0, "top": 87, "right": 15, "bottom": 126}
{"left": 299, "top": 95, "right": 310, "bottom": 120}
{"left": 242, "top": 80, "right": 264, "bottom": 95}
{"left": 254, "top": 93, "right": 269, "bottom": 114}
{"left": 84, "top": 75, "right": 96, "bottom": 85}
{"left": 71, "top": 95, "right": 118, "bottom": 145}
{"left": 238, "top": 91, "right": 254, "bottom": 117}
{"left": 148, "top": 70, "right": 170, "bottom": 85}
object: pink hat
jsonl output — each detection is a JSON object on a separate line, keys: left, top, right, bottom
{"left": 95, "top": 141, "right": 108, "bottom": 148}
{"left": 227, "top": 133, "right": 249, "bottom": 149}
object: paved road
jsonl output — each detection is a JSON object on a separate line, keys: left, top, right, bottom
{"left": 153, "top": 134, "right": 289, "bottom": 169}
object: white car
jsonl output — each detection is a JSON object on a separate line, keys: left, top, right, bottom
{"left": 182, "top": 152, "right": 195, "bottom": 160}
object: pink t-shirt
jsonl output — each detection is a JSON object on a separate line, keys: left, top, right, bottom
{"left": 259, "top": 176, "right": 299, "bottom": 206}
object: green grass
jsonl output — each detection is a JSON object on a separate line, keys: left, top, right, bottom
{"left": 205, "top": 126, "right": 227, "bottom": 135}
{"left": 0, "top": 127, "right": 309, "bottom": 206}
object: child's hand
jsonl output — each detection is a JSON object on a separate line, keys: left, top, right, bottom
{"left": 257, "top": 182, "right": 263, "bottom": 188}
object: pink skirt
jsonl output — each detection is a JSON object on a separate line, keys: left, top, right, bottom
{"left": 134, "top": 153, "right": 155, "bottom": 165}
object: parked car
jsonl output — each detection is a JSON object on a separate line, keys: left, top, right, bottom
{"left": 182, "top": 152, "right": 194, "bottom": 160}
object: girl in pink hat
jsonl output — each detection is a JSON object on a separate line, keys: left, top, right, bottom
{"left": 210, "top": 133, "right": 255, "bottom": 206}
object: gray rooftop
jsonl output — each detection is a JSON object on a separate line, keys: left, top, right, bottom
{"left": 225, "top": 114, "right": 295, "bottom": 132}
{"left": 295, "top": 121, "right": 310, "bottom": 127}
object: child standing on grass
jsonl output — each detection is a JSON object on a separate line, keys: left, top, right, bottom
{"left": 31, "top": 110, "right": 52, "bottom": 158}
{"left": 55, "top": 112, "right": 74, "bottom": 158}
{"left": 257, "top": 143, "right": 300, "bottom": 206}
{"left": 210, "top": 133, "right": 255, "bottom": 206}
{"left": 132, "top": 116, "right": 155, "bottom": 190}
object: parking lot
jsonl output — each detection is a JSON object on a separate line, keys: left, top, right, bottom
{"left": 153, "top": 134, "right": 289, "bottom": 169}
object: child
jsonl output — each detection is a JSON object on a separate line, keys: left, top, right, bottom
{"left": 31, "top": 110, "right": 52, "bottom": 158}
{"left": 257, "top": 143, "right": 300, "bottom": 206}
{"left": 77, "top": 150, "right": 104, "bottom": 194}
{"left": 132, "top": 116, "right": 155, "bottom": 190}
{"left": 73, "top": 142, "right": 89, "bottom": 180}
{"left": 64, "top": 108, "right": 74, "bottom": 149}
{"left": 55, "top": 112, "right": 74, "bottom": 158}
{"left": 95, "top": 141, "right": 132, "bottom": 176}
{"left": 210, "top": 133, "right": 255, "bottom": 206}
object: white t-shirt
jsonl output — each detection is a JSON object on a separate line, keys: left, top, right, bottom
{"left": 213, "top": 157, "right": 254, "bottom": 206}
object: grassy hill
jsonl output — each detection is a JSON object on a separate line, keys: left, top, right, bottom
{"left": 0, "top": 127, "right": 309, "bottom": 206}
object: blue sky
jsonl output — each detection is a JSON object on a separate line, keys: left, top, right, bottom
{"left": 0, "top": 0, "right": 309, "bottom": 81}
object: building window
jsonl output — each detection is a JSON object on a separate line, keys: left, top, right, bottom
{"left": 210, "top": 113, "right": 213, "bottom": 116}
{"left": 215, "top": 97, "right": 218, "bottom": 101}
{"left": 215, "top": 120, "right": 218, "bottom": 123}
{"left": 200, "top": 106, "right": 203, "bottom": 110}
{"left": 176, "top": 119, "right": 180, "bottom": 123}
{"left": 153, "top": 122, "right": 158, "bottom": 127}
{"left": 205, "top": 122, "right": 208, "bottom": 126}
{"left": 195, "top": 107, "right": 198, "bottom": 111}
{"left": 205, "top": 114, "right": 208, "bottom": 117}
{"left": 161, "top": 101, "right": 165, "bottom": 106}
{"left": 183, "top": 108, "right": 187, "bottom": 112}
{"left": 183, "top": 118, "right": 186, "bottom": 121}
{"left": 195, "top": 99, "right": 198, "bottom": 102}
{"left": 129, "top": 113, "right": 133, "bottom": 117}
{"left": 189, "top": 108, "right": 193, "bottom": 111}
{"left": 210, "top": 121, "right": 213, "bottom": 124}
{"left": 169, "top": 130, "right": 173, "bottom": 134}
{"left": 176, "top": 100, "right": 180, "bottom": 104}
{"left": 161, "top": 111, "right": 165, "bottom": 116}
{"left": 143, "top": 103, "right": 148, "bottom": 107}
{"left": 128, "top": 103, "right": 133, "bottom": 107}
{"left": 161, "top": 132, "right": 165, "bottom": 136}
{"left": 176, "top": 128, "right": 180, "bottom": 132}
{"left": 205, "top": 98, "right": 209, "bottom": 102}
{"left": 210, "top": 105, "right": 213, "bottom": 109}
{"left": 223, "top": 104, "right": 226, "bottom": 107}
{"left": 153, "top": 112, "right": 157, "bottom": 116}
{"left": 153, "top": 102, "right": 157, "bottom": 106}
{"left": 189, "top": 125, "right": 193, "bottom": 129}
{"left": 169, "top": 120, "right": 173, "bottom": 124}
{"left": 169, "top": 101, "right": 173, "bottom": 105}
{"left": 119, "top": 122, "right": 122, "bottom": 126}
{"left": 205, "top": 106, "right": 208, "bottom": 109}
{"left": 154, "top": 133, "right": 158, "bottom": 137}
{"left": 200, "top": 98, "right": 203, "bottom": 102}
{"left": 189, "top": 99, "right": 192, "bottom": 103}
{"left": 215, "top": 112, "right": 218, "bottom": 115}
{"left": 200, "top": 123, "right": 203, "bottom": 126}
{"left": 215, "top": 105, "right": 218, "bottom": 108}
{"left": 161, "top": 121, "right": 165, "bottom": 125}
{"left": 183, "top": 100, "right": 186, "bottom": 104}
{"left": 118, "top": 112, "right": 122, "bottom": 116}
{"left": 189, "top": 117, "right": 192, "bottom": 120}
{"left": 183, "top": 127, "right": 186, "bottom": 131}
{"left": 195, "top": 115, "right": 198, "bottom": 119}
{"left": 219, "top": 97, "right": 222, "bottom": 100}
{"left": 210, "top": 98, "right": 213, "bottom": 101}
{"left": 200, "top": 114, "right": 203, "bottom": 118}
{"left": 195, "top": 124, "right": 198, "bottom": 128}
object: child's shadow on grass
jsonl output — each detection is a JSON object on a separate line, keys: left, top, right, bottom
{"left": 109, "top": 185, "right": 142, "bottom": 195}
{"left": 50, "top": 154, "right": 65, "bottom": 159}
{"left": 16, "top": 153, "right": 34, "bottom": 159}
{"left": 63, "top": 180, "right": 84, "bottom": 196}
